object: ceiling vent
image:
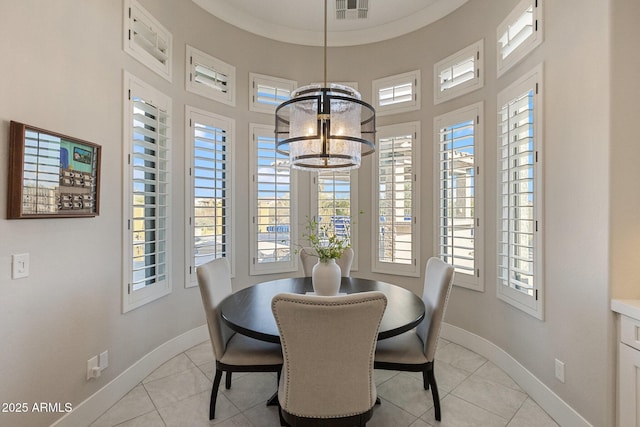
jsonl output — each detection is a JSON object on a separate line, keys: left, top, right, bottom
{"left": 336, "top": 0, "right": 368, "bottom": 20}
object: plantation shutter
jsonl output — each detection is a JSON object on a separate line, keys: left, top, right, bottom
{"left": 130, "top": 97, "right": 169, "bottom": 292}
{"left": 192, "top": 121, "right": 228, "bottom": 266}
{"left": 498, "top": 89, "right": 536, "bottom": 297}
{"left": 438, "top": 119, "right": 476, "bottom": 277}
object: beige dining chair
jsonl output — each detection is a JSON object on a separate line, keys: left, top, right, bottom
{"left": 272, "top": 291, "right": 387, "bottom": 426}
{"left": 300, "top": 247, "right": 353, "bottom": 277}
{"left": 197, "top": 258, "right": 283, "bottom": 420}
{"left": 374, "top": 257, "right": 454, "bottom": 422}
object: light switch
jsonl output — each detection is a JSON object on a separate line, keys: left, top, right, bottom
{"left": 12, "top": 253, "right": 29, "bottom": 279}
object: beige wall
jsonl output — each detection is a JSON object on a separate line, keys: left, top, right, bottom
{"left": 0, "top": 0, "right": 622, "bottom": 425}
{"left": 611, "top": 0, "right": 640, "bottom": 299}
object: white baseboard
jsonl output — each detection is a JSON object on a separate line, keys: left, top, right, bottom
{"left": 441, "top": 323, "right": 592, "bottom": 427}
{"left": 51, "top": 325, "right": 209, "bottom": 427}
{"left": 53, "top": 322, "right": 590, "bottom": 426}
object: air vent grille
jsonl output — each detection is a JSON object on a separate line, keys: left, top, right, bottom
{"left": 336, "top": 0, "right": 368, "bottom": 20}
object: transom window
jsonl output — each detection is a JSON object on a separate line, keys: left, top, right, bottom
{"left": 123, "top": 0, "right": 172, "bottom": 81}
{"left": 249, "top": 73, "right": 296, "bottom": 114}
{"left": 434, "top": 40, "right": 484, "bottom": 104}
{"left": 497, "top": 0, "right": 543, "bottom": 76}
{"left": 186, "top": 45, "right": 236, "bottom": 106}
{"left": 372, "top": 70, "right": 421, "bottom": 116}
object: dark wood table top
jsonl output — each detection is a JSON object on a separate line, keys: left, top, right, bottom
{"left": 219, "top": 277, "right": 425, "bottom": 343}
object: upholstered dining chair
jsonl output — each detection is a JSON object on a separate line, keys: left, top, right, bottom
{"left": 300, "top": 247, "right": 354, "bottom": 277}
{"left": 272, "top": 292, "right": 387, "bottom": 427}
{"left": 374, "top": 257, "right": 454, "bottom": 422}
{"left": 197, "top": 258, "right": 283, "bottom": 420}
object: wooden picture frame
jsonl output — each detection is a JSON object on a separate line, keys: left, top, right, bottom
{"left": 7, "top": 121, "right": 101, "bottom": 219}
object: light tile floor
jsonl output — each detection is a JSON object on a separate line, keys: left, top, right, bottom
{"left": 91, "top": 338, "right": 559, "bottom": 427}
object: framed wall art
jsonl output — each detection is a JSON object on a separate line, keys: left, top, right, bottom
{"left": 7, "top": 121, "right": 101, "bottom": 218}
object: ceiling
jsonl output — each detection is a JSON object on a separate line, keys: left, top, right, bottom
{"left": 192, "top": 0, "right": 468, "bottom": 47}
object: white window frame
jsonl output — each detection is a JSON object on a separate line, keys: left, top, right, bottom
{"left": 122, "top": 71, "right": 172, "bottom": 313}
{"left": 497, "top": 64, "right": 544, "bottom": 319}
{"left": 186, "top": 45, "right": 236, "bottom": 106}
{"left": 372, "top": 70, "right": 421, "bottom": 116}
{"left": 123, "top": 0, "right": 172, "bottom": 82}
{"left": 497, "top": 0, "right": 543, "bottom": 77}
{"left": 434, "top": 103, "right": 484, "bottom": 291}
{"left": 184, "top": 106, "right": 235, "bottom": 288}
{"left": 434, "top": 40, "right": 484, "bottom": 105}
{"left": 249, "top": 73, "right": 297, "bottom": 114}
{"left": 250, "top": 123, "right": 298, "bottom": 275}
{"left": 311, "top": 170, "right": 359, "bottom": 272}
{"left": 372, "top": 122, "right": 420, "bottom": 277}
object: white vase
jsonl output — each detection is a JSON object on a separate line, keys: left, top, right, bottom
{"left": 312, "top": 258, "right": 341, "bottom": 296}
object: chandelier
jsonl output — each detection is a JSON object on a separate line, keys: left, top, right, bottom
{"left": 275, "top": 0, "right": 376, "bottom": 171}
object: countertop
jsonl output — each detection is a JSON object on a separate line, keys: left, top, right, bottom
{"left": 612, "top": 299, "right": 640, "bottom": 320}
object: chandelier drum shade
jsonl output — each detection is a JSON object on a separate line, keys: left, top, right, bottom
{"left": 275, "top": 0, "right": 376, "bottom": 171}
{"left": 275, "top": 83, "right": 375, "bottom": 170}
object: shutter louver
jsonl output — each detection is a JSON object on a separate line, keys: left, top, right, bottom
{"left": 373, "top": 70, "right": 421, "bottom": 116}
{"left": 255, "top": 133, "right": 292, "bottom": 264}
{"left": 434, "top": 40, "right": 484, "bottom": 104}
{"left": 131, "top": 98, "right": 169, "bottom": 292}
{"left": 249, "top": 73, "right": 297, "bottom": 114}
{"left": 438, "top": 120, "right": 476, "bottom": 276}
{"left": 124, "top": 0, "right": 172, "bottom": 81}
{"left": 194, "top": 64, "right": 228, "bottom": 93}
{"left": 379, "top": 82, "right": 413, "bottom": 106}
{"left": 317, "top": 170, "right": 352, "bottom": 242}
{"left": 131, "top": 18, "right": 168, "bottom": 64}
{"left": 378, "top": 134, "right": 414, "bottom": 265}
{"left": 192, "top": 121, "right": 228, "bottom": 266}
{"left": 499, "top": 6, "right": 534, "bottom": 60}
{"left": 439, "top": 56, "right": 475, "bottom": 91}
{"left": 186, "top": 45, "right": 236, "bottom": 106}
{"left": 496, "top": 0, "right": 543, "bottom": 76}
{"left": 498, "top": 89, "right": 535, "bottom": 296}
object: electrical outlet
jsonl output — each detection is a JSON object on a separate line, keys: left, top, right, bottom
{"left": 99, "top": 350, "right": 109, "bottom": 370}
{"left": 555, "top": 358, "right": 565, "bottom": 383}
{"left": 87, "top": 356, "right": 99, "bottom": 380}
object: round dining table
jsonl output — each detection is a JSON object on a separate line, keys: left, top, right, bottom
{"left": 219, "top": 276, "right": 425, "bottom": 344}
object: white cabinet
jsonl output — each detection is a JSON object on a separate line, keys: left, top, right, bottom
{"left": 619, "top": 340, "right": 640, "bottom": 427}
{"left": 612, "top": 300, "right": 640, "bottom": 427}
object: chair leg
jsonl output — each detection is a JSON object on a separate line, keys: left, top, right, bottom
{"left": 426, "top": 366, "right": 441, "bottom": 421}
{"left": 278, "top": 406, "right": 288, "bottom": 426}
{"left": 225, "top": 371, "right": 232, "bottom": 389}
{"left": 210, "top": 369, "right": 223, "bottom": 420}
{"left": 423, "top": 368, "right": 429, "bottom": 390}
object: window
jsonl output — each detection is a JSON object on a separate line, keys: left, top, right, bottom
{"left": 123, "top": 0, "right": 172, "bottom": 81}
{"left": 372, "top": 70, "right": 421, "bottom": 116}
{"left": 497, "top": 64, "right": 543, "bottom": 319}
{"left": 249, "top": 73, "right": 296, "bottom": 114}
{"left": 250, "top": 124, "right": 297, "bottom": 275}
{"left": 186, "top": 45, "right": 236, "bottom": 106}
{"left": 434, "top": 40, "right": 484, "bottom": 104}
{"left": 434, "top": 103, "right": 484, "bottom": 291}
{"left": 373, "top": 122, "right": 420, "bottom": 276}
{"left": 185, "top": 107, "right": 234, "bottom": 287}
{"left": 312, "top": 170, "right": 358, "bottom": 270}
{"left": 122, "top": 72, "right": 171, "bottom": 312}
{"left": 497, "top": 0, "right": 543, "bottom": 76}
